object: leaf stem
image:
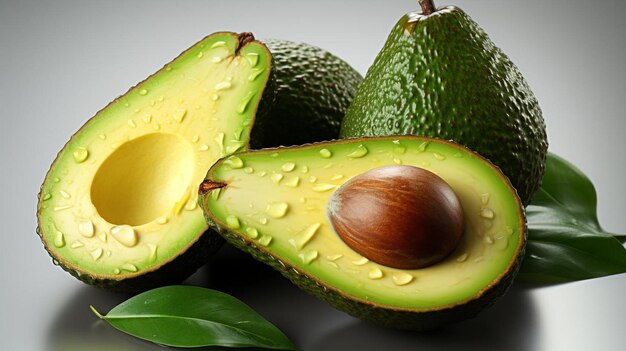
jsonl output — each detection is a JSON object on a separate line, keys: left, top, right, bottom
{"left": 90, "top": 305, "right": 105, "bottom": 319}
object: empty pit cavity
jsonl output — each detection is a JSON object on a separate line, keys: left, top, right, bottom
{"left": 91, "top": 133, "right": 195, "bottom": 226}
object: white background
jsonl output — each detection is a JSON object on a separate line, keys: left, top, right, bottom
{"left": 1, "top": 1, "right": 625, "bottom": 350}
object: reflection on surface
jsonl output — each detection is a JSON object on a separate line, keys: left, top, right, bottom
{"left": 47, "top": 246, "right": 538, "bottom": 351}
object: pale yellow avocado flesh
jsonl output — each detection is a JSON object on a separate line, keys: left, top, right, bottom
{"left": 37, "top": 33, "right": 270, "bottom": 277}
{"left": 204, "top": 137, "right": 524, "bottom": 309}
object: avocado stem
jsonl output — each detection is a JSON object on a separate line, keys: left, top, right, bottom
{"left": 236, "top": 32, "right": 255, "bottom": 54}
{"left": 199, "top": 180, "right": 227, "bottom": 195}
{"left": 419, "top": 0, "right": 436, "bottom": 15}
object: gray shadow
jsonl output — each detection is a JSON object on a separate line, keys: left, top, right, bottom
{"left": 307, "top": 286, "right": 539, "bottom": 351}
{"left": 46, "top": 245, "right": 538, "bottom": 351}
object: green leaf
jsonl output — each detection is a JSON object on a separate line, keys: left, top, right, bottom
{"left": 520, "top": 153, "right": 626, "bottom": 283}
{"left": 91, "top": 286, "right": 298, "bottom": 350}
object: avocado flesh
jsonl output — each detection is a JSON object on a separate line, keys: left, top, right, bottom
{"left": 340, "top": 6, "right": 548, "bottom": 205}
{"left": 37, "top": 33, "right": 271, "bottom": 289}
{"left": 200, "top": 136, "right": 525, "bottom": 328}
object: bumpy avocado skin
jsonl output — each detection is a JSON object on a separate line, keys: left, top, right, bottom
{"left": 340, "top": 7, "right": 547, "bottom": 205}
{"left": 253, "top": 40, "right": 363, "bottom": 148}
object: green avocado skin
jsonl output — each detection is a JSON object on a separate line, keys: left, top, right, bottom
{"left": 340, "top": 7, "right": 547, "bottom": 205}
{"left": 253, "top": 40, "right": 363, "bottom": 148}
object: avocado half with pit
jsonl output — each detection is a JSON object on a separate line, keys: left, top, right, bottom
{"left": 36, "top": 32, "right": 362, "bottom": 292}
{"left": 199, "top": 136, "right": 526, "bottom": 330}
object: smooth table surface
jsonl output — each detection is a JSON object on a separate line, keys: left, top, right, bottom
{"left": 1, "top": 1, "right": 625, "bottom": 350}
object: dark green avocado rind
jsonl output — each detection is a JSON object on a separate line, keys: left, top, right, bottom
{"left": 253, "top": 39, "right": 363, "bottom": 148}
{"left": 340, "top": 6, "right": 547, "bottom": 205}
{"left": 200, "top": 137, "right": 527, "bottom": 330}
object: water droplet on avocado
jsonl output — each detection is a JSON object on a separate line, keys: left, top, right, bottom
{"left": 433, "top": 152, "right": 446, "bottom": 160}
{"left": 156, "top": 216, "right": 168, "bottom": 224}
{"left": 456, "top": 253, "right": 469, "bottom": 263}
{"left": 226, "top": 215, "right": 241, "bottom": 229}
{"left": 224, "top": 156, "right": 244, "bottom": 169}
{"left": 73, "top": 147, "right": 89, "bottom": 163}
{"left": 211, "top": 41, "right": 226, "bottom": 48}
{"left": 393, "top": 157, "right": 403, "bottom": 165}
{"left": 392, "top": 273, "right": 414, "bottom": 286}
{"left": 225, "top": 141, "right": 244, "bottom": 154}
{"left": 215, "top": 81, "right": 232, "bottom": 91}
{"left": 308, "top": 176, "right": 317, "bottom": 183}
{"left": 60, "top": 190, "right": 71, "bottom": 199}
{"left": 237, "top": 92, "right": 255, "bottom": 114}
{"left": 248, "top": 68, "right": 265, "bottom": 81}
{"left": 368, "top": 267, "right": 384, "bottom": 279}
{"left": 243, "top": 167, "right": 254, "bottom": 174}
{"left": 392, "top": 141, "right": 407, "bottom": 155}
{"left": 54, "top": 230, "right": 65, "bottom": 248}
{"left": 196, "top": 52, "right": 204, "bottom": 58}
{"left": 271, "top": 173, "right": 284, "bottom": 184}
{"left": 417, "top": 141, "right": 430, "bottom": 152}
{"left": 98, "top": 233, "right": 107, "bottom": 243}
{"left": 352, "top": 257, "right": 369, "bottom": 266}
{"left": 121, "top": 263, "right": 138, "bottom": 272}
{"left": 138, "top": 88, "right": 149, "bottom": 96}
{"left": 78, "top": 220, "right": 95, "bottom": 238}
{"left": 42, "top": 193, "right": 51, "bottom": 201}
{"left": 90, "top": 248, "right": 103, "bottom": 261}
{"left": 70, "top": 240, "right": 84, "bottom": 249}
{"left": 312, "top": 183, "right": 336, "bottom": 192}
{"left": 266, "top": 202, "right": 289, "bottom": 218}
{"left": 113, "top": 268, "right": 121, "bottom": 274}
{"left": 301, "top": 166, "right": 309, "bottom": 173}
{"left": 319, "top": 148, "right": 332, "bottom": 158}
{"left": 212, "top": 56, "right": 223, "bottom": 63}
{"left": 480, "top": 208, "right": 495, "bottom": 219}
{"left": 326, "top": 254, "right": 343, "bottom": 261}
{"left": 127, "top": 119, "right": 137, "bottom": 128}
{"left": 54, "top": 204, "right": 73, "bottom": 212}
{"left": 484, "top": 235, "right": 494, "bottom": 244}
{"left": 172, "top": 109, "right": 187, "bottom": 123}
{"left": 53, "top": 177, "right": 60, "bottom": 183}
{"left": 246, "top": 53, "right": 259, "bottom": 67}
{"left": 185, "top": 199, "right": 197, "bottom": 210}
{"left": 281, "top": 162, "right": 296, "bottom": 172}
{"left": 110, "top": 225, "right": 138, "bottom": 247}
{"left": 198, "top": 144, "right": 209, "bottom": 151}
{"left": 284, "top": 176, "right": 300, "bottom": 187}
{"left": 258, "top": 217, "right": 268, "bottom": 225}
{"left": 481, "top": 193, "right": 490, "bottom": 205}
{"left": 299, "top": 250, "right": 319, "bottom": 264}
{"left": 347, "top": 144, "right": 368, "bottom": 158}
{"left": 258, "top": 235, "right": 273, "bottom": 246}
{"left": 245, "top": 227, "right": 259, "bottom": 239}
{"left": 331, "top": 174, "right": 344, "bottom": 181}
{"left": 290, "top": 223, "right": 321, "bottom": 250}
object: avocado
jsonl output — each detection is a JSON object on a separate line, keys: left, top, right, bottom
{"left": 199, "top": 136, "right": 526, "bottom": 330}
{"left": 253, "top": 39, "right": 363, "bottom": 147}
{"left": 36, "top": 32, "right": 361, "bottom": 292}
{"left": 340, "top": 0, "right": 548, "bottom": 205}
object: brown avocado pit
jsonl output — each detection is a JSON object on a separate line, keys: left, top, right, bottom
{"left": 328, "top": 165, "right": 464, "bottom": 269}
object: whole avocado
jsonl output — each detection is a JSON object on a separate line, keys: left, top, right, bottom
{"left": 340, "top": 1, "right": 547, "bottom": 205}
{"left": 255, "top": 39, "right": 363, "bottom": 148}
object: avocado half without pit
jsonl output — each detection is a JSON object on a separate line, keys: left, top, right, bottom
{"left": 199, "top": 136, "right": 526, "bottom": 330}
{"left": 36, "top": 32, "right": 362, "bottom": 292}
